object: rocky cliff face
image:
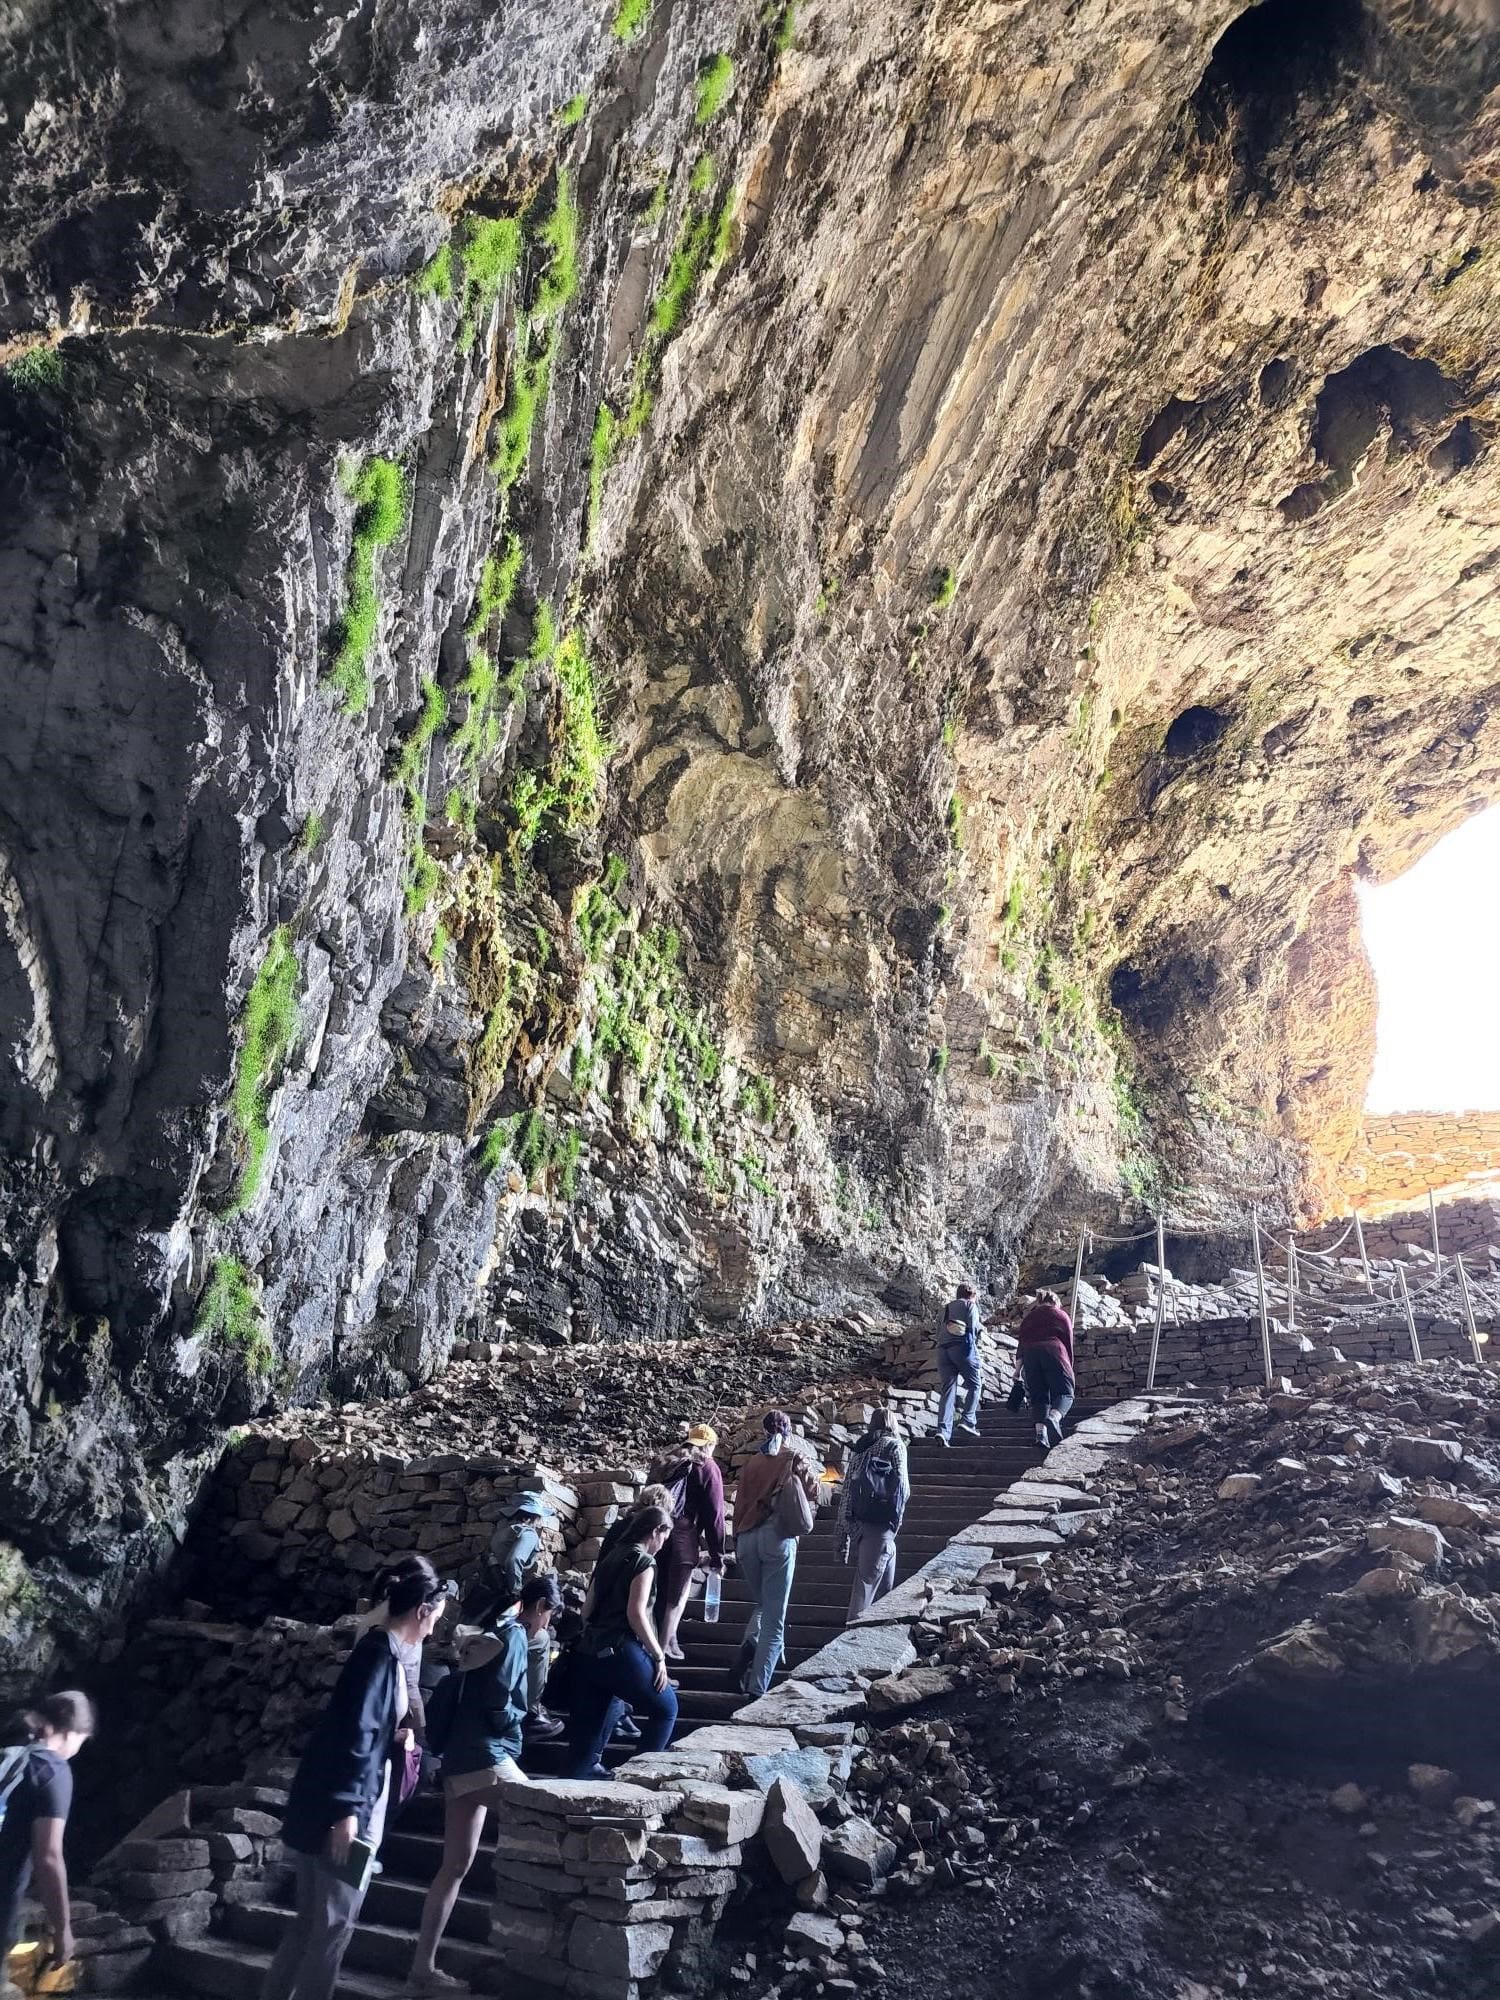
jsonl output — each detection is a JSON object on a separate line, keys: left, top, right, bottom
{"left": 4, "top": 0, "right": 1500, "bottom": 1681}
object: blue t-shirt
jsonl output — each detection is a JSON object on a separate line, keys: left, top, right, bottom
{"left": 0, "top": 1748, "right": 71, "bottom": 1942}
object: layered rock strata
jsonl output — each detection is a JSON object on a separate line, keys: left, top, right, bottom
{"left": 6, "top": 0, "right": 1500, "bottom": 1674}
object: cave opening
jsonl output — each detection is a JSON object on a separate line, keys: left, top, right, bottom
{"left": 1190, "top": 0, "right": 1368, "bottom": 173}
{"left": 1358, "top": 806, "right": 1500, "bottom": 1114}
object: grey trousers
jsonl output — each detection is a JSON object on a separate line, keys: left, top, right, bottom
{"left": 847, "top": 1523, "right": 897, "bottom": 1619}
{"left": 260, "top": 1853, "right": 367, "bottom": 2000}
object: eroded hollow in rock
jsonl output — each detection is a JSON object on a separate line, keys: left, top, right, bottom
{"left": 1162, "top": 706, "right": 1233, "bottom": 759}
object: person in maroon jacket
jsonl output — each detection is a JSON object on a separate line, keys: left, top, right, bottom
{"left": 648, "top": 1425, "right": 725, "bottom": 1661}
{"left": 1015, "top": 1289, "right": 1076, "bottom": 1452}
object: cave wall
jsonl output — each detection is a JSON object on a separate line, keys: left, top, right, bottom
{"left": 4, "top": 0, "right": 1500, "bottom": 1683}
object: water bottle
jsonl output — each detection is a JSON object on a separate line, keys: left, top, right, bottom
{"left": 703, "top": 1570, "right": 721, "bottom": 1623}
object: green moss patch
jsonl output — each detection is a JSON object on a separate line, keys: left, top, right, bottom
{"left": 227, "top": 927, "right": 300, "bottom": 1214}
{"left": 695, "top": 54, "right": 734, "bottom": 125}
{"left": 328, "top": 456, "right": 407, "bottom": 714}
{"left": 193, "top": 1256, "right": 274, "bottom": 1375}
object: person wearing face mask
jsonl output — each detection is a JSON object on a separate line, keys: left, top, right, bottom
{"left": 264, "top": 1556, "right": 452, "bottom": 2000}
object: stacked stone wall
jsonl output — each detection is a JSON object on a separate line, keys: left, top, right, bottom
{"left": 1342, "top": 1112, "right": 1500, "bottom": 1215}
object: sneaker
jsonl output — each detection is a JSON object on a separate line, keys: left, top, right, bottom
{"left": 936, "top": 1434, "right": 952, "bottom": 1449}
{"left": 664, "top": 1640, "right": 686, "bottom": 1661}
{"left": 1046, "top": 1417, "right": 1064, "bottom": 1449}
{"left": 958, "top": 1422, "right": 980, "bottom": 1436}
{"left": 579, "top": 1763, "right": 612, "bottom": 1780}
{"left": 611, "top": 1714, "right": 642, "bottom": 1742}
{"left": 524, "top": 1710, "right": 565, "bottom": 1743}
{"left": 1034, "top": 1424, "right": 1050, "bottom": 1450}
{"left": 408, "top": 1972, "right": 468, "bottom": 1994}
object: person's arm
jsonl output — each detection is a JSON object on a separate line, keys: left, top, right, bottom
{"left": 319, "top": 1636, "right": 393, "bottom": 1856}
{"left": 626, "top": 1565, "right": 669, "bottom": 1692}
{"left": 30, "top": 1817, "right": 73, "bottom": 1964}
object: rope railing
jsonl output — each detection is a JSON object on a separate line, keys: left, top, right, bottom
{"left": 1061, "top": 1188, "right": 1496, "bottom": 1386}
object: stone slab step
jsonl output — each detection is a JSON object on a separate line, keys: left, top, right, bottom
{"left": 227, "top": 1897, "right": 500, "bottom": 1985}
{"left": 163, "top": 1937, "right": 401, "bottom": 2000}
{"left": 363, "top": 1872, "right": 491, "bottom": 1941}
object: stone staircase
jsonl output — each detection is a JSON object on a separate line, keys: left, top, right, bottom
{"left": 162, "top": 1408, "right": 1046, "bottom": 1997}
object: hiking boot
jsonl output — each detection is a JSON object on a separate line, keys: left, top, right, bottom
{"left": 524, "top": 1707, "right": 566, "bottom": 1743}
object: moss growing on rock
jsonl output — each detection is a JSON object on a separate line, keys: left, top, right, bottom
{"left": 457, "top": 215, "right": 523, "bottom": 350}
{"left": 193, "top": 1256, "right": 273, "bottom": 1376}
{"left": 328, "top": 457, "right": 406, "bottom": 714}
{"left": 694, "top": 54, "right": 734, "bottom": 126}
{"left": 611, "top": 0, "right": 652, "bottom": 39}
{"left": 227, "top": 927, "right": 300, "bottom": 1214}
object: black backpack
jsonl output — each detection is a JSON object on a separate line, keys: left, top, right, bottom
{"left": 423, "top": 1670, "right": 467, "bottom": 1758}
{"left": 846, "top": 1438, "right": 904, "bottom": 1530}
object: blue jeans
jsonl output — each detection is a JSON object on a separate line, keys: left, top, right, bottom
{"left": 565, "top": 1638, "right": 677, "bottom": 1777}
{"left": 736, "top": 1520, "right": 797, "bottom": 1698}
{"left": 1022, "top": 1349, "right": 1075, "bottom": 1442}
{"left": 937, "top": 1348, "right": 980, "bottom": 1439}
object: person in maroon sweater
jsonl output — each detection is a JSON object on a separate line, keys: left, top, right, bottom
{"left": 648, "top": 1425, "right": 726, "bottom": 1661}
{"left": 1015, "top": 1289, "right": 1076, "bottom": 1452}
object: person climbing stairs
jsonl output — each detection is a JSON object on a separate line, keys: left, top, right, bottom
{"left": 162, "top": 1404, "right": 1048, "bottom": 1996}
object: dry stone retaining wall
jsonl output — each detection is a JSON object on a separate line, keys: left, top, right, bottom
{"left": 1342, "top": 1112, "right": 1500, "bottom": 1215}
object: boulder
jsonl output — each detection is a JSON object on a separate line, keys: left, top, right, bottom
{"left": 763, "top": 1777, "right": 822, "bottom": 1885}
{"left": 1218, "top": 1474, "right": 1263, "bottom": 1501}
{"left": 1367, "top": 1517, "right": 1446, "bottom": 1568}
{"left": 822, "top": 1815, "right": 896, "bottom": 1886}
{"left": 1408, "top": 1762, "right": 1460, "bottom": 1804}
{"left": 1388, "top": 1436, "right": 1463, "bottom": 1478}
{"left": 785, "top": 1912, "right": 845, "bottom": 1959}
{"left": 867, "top": 1665, "right": 960, "bottom": 1714}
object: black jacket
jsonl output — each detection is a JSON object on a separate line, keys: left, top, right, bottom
{"left": 280, "top": 1629, "right": 403, "bottom": 1854}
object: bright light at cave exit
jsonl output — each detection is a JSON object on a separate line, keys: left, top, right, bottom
{"left": 1358, "top": 806, "right": 1500, "bottom": 1115}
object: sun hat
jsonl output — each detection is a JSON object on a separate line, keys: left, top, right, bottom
{"left": 500, "top": 1490, "right": 555, "bottom": 1522}
{"left": 685, "top": 1423, "right": 718, "bottom": 1449}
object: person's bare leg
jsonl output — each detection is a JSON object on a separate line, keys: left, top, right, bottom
{"left": 658, "top": 1574, "right": 694, "bottom": 1656}
{"left": 409, "top": 1791, "right": 488, "bottom": 1987}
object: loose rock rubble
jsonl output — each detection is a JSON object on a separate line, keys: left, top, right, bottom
{"left": 718, "top": 1359, "right": 1500, "bottom": 2000}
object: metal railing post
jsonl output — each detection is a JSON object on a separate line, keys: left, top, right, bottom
{"left": 1396, "top": 1262, "right": 1422, "bottom": 1363}
{"left": 1455, "top": 1255, "right": 1484, "bottom": 1368}
{"left": 1068, "top": 1229, "right": 1086, "bottom": 1324}
{"left": 1428, "top": 1188, "right": 1442, "bottom": 1286}
{"left": 1251, "top": 1206, "right": 1273, "bottom": 1386}
{"left": 1285, "top": 1232, "right": 1297, "bottom": 1337}
{"left": 1146, "top": 1214, "right": 1167, "bottom": 1391}
{"left": 1353, "top": 1210, "right": 1373, "bottom": 1295}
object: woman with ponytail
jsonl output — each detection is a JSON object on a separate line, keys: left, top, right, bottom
{"left": 263, "top": 1556, "right": 454, "bottom": 2000}
{"left": 0, "top": 1690, "right": 95, "bottom": 1978}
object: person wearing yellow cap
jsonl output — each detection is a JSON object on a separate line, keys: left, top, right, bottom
{"left": 646, "top": 1424, "right": 725, "bottom": 1661}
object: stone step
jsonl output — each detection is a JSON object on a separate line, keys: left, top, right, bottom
{"left": 226, "top": 1896, "right": 502, "bottom": 1986}
{"left": 163, "top": 1937, "right": 401, "bottom": 2000}
{"left": 363, "top": 1871, "right": 491, "bottom": 1941}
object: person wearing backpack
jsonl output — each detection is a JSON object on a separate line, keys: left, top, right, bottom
{"left": 839, "top": 1409, "right": 910, "bottom": 1617}
{"left": 730, "top": 1412, "right": 821, "bottom": 1700}
{"left": 0, "top": 1690, "right": 95, "bottom": 1982}
{"left": 266, "top": 1556, "right": 448, "bottom": 2000}
{"left": 406, "top": 1593, "right": 531, "bottom": 1993}
{"left": 935, "top": 1282, "right": 984, "bottom": 1446}
{"left": 464, "top": 1491, "right": 554, "bottom": 1625}
{"left": 647, "top": 1425, "right": 725, "bottom": 1662}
